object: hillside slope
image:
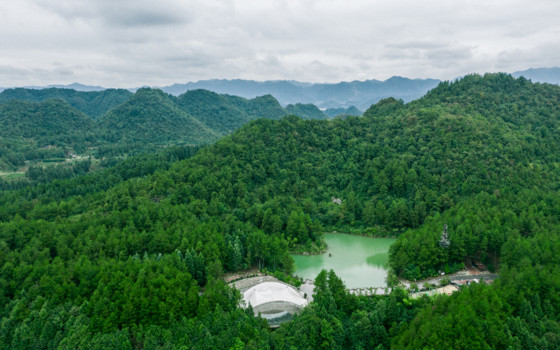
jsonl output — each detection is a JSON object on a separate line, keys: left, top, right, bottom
{"left": 0, "top": 87, "right": 132, "bottom": 118}
{"left": 0, "top": 87, "right": 330, "bottom": 174}
{"left": 285, "top": 103, "right": 328, "bottom": 120}
{"left": 0, "top": 73, "right": 559, "bottom": 348}
{"left": 176, "top": 89, "right": 315, "bottom": 135}
{"left": 98, "top": 88, "right": 219, "bottom": 146}
{"left": 0, "top": 99, "right": 96, "bottom": 170}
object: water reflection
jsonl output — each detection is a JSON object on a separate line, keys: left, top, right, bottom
{"left": 366, "top": 252, "right": 389, "bottom": 268}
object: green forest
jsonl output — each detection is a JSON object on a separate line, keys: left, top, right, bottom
{"left": 0, "top": 73, "right": 559, "bottom": 348}
{"left": 0, "top": 87, "right": 330, "bottom": 182}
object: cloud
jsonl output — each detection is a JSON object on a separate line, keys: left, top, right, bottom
{"left": 36, "top": 0, "right": 192, "bottom": 28}
{"left": 426, "top": 46, "right": 474, "bottom": 63}
{"left": 387, "top": 40, "right": 448, "bottom": 51}
{"left": 0, "top": 65, "right": 31, "bottom": 81}
{"left": 0, "top": 0, "right": 559, "bottom": 86}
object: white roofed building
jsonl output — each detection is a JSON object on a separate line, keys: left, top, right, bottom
{"left": 236, "top": 279, "right": 309, "bottom": 327}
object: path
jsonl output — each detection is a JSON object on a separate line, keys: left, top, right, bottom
{"left": 399, "top": 268, "right": 499, "bottom": 289}
{"left": 348, "top": 287, "right": 392, "bottom": 296}
{"left": 228, "top": 275, "right": 279, "bottom": 292}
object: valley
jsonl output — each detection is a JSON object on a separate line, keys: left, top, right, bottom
{"left": 0, "top": 73, "right": 559, "bottom": 349}
{"left": 0, "top": 87, "right": 340, "bottom": 189}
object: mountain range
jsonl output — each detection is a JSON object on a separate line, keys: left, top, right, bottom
{"left": 0, "top": 73, "right": 558, "bottom": 348}
{"left": 0, "top": 87, "right": 133, "bottom": 118}
{"left": 0, "top": 87, "right": 331, "bottom": 171}
{"left": 159, "top": 76, "right": 441, "bottom": 110}
{"left": 2, "top": 68, "right": 557, "bottom": 111}
{"left": 512, "top": 67, "right": 560, "bottom": 85}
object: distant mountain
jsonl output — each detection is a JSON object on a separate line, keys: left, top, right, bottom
{"left": 22, "top": 83, "right": 106, "bottom": 91}
{"left": 238, "top": 94, "right": 289, "bottom": 121}
{"left": 512, "top": 67, "right": 560, "bottom": 85}
{"left": 160, "top": 77, "right": 441, "bottom": 110}
{"left": 0, "top": 88, "right": 132, "bottom": 118}
{"left": 162, "top": 79, "right": 303, "bottom": 102}
{"left": 0, "top": 86, "right": 330, "bottom": 167}
{"left": 0, "top": 83, "right": 105, "bottom": 93}
{"left": 324, "top": 106, "right": 362, "bottom": 118}
{"left": 0, "top": 99, "right": 94, "bottom": 143}
{"left": 176, "top": 89, "right": 251, "bottom": 135}
{"left": 98, "top": 88, "right": 218, "bottom": 146}
{"left": 285, "top": 103, "right": 328, "bottom": 120}
{"left": 177, "top": 89, "right": 304, "bottom": 135}
{"left": 46, "top": 83, "right": 106, "bottom": 91}
{"left": 0, "top": 99, "right": 96, "bottom": 169}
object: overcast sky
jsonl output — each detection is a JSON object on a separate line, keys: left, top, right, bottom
{"left": 1, "top": 0, "right": 559, "bottom": 87}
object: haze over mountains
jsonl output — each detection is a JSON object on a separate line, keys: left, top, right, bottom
{"left": 0, "top": 88, "right": 133, "bottom": 118}
{"left": 1, "top": 73, "right": 559, "bottom": 348}
{"left": 1, "top": 76, "right": 440, "bottom": 112}
{"left": 159, "top": 76, "right": 440, "bottom": 110}
{"left": 2, "top": 67, "right": 559, "bottom": 174}
{"left": 512, "top": 67, "right": 560, "bottom": 85}
{"left": 2, "top": 68, "right": 558, "bottom": 112}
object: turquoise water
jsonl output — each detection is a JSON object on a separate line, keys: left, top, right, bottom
{"left": 291, "top": 233, "right": 396, "bottom": 289}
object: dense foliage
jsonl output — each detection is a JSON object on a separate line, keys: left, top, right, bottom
{"left": 394, "top": 232, "right": 560, "bottom": 349}
{"left": 324, "top": 106, "right": 362, "bottom": 118}
{"left": 176, "top": 89, "right": 297, "bottom": 135}
{"left": 0, "top": 87, "right": 132, "bottom": 118}
{"left": 0, "top": 73, "right": 559, "bottom": 348}
{"left": 0, "top": 99, "right": 96, "bottom": 170}
{"left": 0, "top": 87, "right": 327, "bottom": 175}
{"left": 285, "top": 103, "right": 328, "bottom": 120}
{"left": 97, "top": 88, "right": 218, "bottom": 149}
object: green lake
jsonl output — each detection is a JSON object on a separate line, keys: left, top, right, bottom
{"left": 291, "top": 233, "right": 396, "bottom": 289}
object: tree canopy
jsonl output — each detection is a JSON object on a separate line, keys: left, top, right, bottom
{"left": 0, "top": 73, "right": 559, "bottom": 348}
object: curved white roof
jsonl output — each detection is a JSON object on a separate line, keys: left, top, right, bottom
{"left": 243, "top": 281, "right": 308, "bottom": 308}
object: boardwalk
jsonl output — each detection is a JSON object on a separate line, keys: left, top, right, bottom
{"left": 229, "top": 275, "right": 394, "bottom": 299}
{"left": 348, "top": 287, "right": 392, "bottom": 296}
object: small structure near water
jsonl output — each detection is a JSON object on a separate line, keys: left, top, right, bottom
{"left": 243, "top": 281, "right": 308, "bottom": 312}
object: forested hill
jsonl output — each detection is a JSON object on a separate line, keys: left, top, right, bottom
{"left": 285, "top": 103, "right": 329, "bottom": 120}
{"left": 0, "top": 87, "right": 132, "bottom": 118}
{"left": 96, "top": 88, "right": 326, "bottom": 147}
{"left": 0, "top": 99, "right": 96, "bottom": 170}
{"left": 176, "top": 89, "right": 318, "bottom": 135}
{"left": 0, "top": 99, "right": 94, "bottom": 142}
{"left": 98, "top": 88, "right": 218, "bottom": 146}
{"left": 0, "top": 87, "right": 327, "bottom": 172}
{"left": 1, "top": 73, "right": 559, "bottom": 348}
{"left": 324, "top": 105, "right": 362, "bottom": 117}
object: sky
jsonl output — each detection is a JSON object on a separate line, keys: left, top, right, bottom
{"left": 1, "top": 0, "right": 559, "bottom": 88}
